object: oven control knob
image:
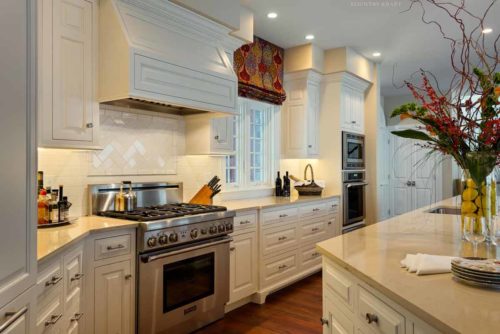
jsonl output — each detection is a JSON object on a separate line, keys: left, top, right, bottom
{"left": 218, "top": 225, "right": 225, "bottom": 233}
{"left": 158, "top": 235, "right": 168, "bottom": 245}
{"left": 201, "top": 228, "right": 208, "bottom": 235}
{"left": 147, "top": 237, "right": 157, "bottom": 247}
{"left": 225, "top": 222, "right": 233, "bottom": 231}
{"left": 169, "top": 233, "right": 178, "bottom": 243}
{"left": 209, "top": 226, "right": 217, "bottom": 234}
{"left": 190, "top": 229, "right": 199, "bottom": 239}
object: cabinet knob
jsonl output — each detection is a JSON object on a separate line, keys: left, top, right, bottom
{"left": 406, "top": 180, "right": 412, "bottom": 187}
{"left": 366, "top": 313, "right": 379, "bottom": 324}
{"left": 214, "top": 135, "right": 219, "bottom": 140}
{"left": 229, "top": 247, "right": 236, "bottom": 251}
{"left": 86, "top": 123, "right": 93, "bottom": 128}
{"left": 308, "top": 145, "right": 312, "bottom": 148}
{"left": 125, "top": 274, "right": 132, "bottom": 280}
{"left": 351, "top": 121, "right": 356, "bottom": 124}
{"left": 320, "top": 318, "right": 329, "bottom": 326}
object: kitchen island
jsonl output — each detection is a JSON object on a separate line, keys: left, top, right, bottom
{"left": 316, "top": 197, "right": 499, "bottom": 334}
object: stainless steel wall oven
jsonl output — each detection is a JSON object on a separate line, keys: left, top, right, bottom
{"left": 343, "top": 171, "right": 368, "bottom": 232}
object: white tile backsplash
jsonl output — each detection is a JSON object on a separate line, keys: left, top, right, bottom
{"left": 38, "top": 105, "right": 224, "bottom": 217}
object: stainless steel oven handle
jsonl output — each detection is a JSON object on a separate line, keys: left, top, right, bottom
{"left": 144, "top": 237, "right": 233, "bottom": 263}
{"left": 346, "top": 182, "right": 368, "bottom": 188}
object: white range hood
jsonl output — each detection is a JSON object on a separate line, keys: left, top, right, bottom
{"left": 99, "top": 0, "right": 240, "bottom": 115}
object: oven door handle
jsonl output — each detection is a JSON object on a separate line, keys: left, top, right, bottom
{"left": 142, "top": 237, "right": 232, "bottom": 263}
{"left": 346, "top": 182, "right": 368, "bottom": 188}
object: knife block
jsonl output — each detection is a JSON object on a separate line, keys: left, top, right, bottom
{"left": 189, "top": 185, "right": 214, "bottom": 205}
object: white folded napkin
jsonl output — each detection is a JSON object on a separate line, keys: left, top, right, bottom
{"left": 400, "top": 253, "right": 456, "bottom": 275}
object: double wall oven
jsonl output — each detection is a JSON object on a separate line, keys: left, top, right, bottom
{"left": 342, "top": 132, "right": 368, "bottom": 232}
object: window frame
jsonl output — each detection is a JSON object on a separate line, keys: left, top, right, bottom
{"left": 225, "top": 98, "right": 280, "bottom": 191}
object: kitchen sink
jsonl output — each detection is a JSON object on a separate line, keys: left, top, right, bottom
{"left": 426, "top": 206, "right": 461, "bottom": 215}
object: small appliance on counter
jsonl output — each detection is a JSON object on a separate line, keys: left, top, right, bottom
{"left": 89, "top": 181, "right": 234, "bottom": 334}
{"left": 37, "top": 171, "right": 73, "bottom": 228}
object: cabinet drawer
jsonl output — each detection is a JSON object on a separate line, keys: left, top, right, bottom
{"left": 63, "top": 292, "right": 84, "bottom": 332}
{"left": 358, "top": 286, "right": 405, "bottom": 334}
{"left": 262, "top": 223, "right": 299, "bottom": 256}
{"left": 37, "top": 260, "right": 63, "bottom": 301}
{"left": 300, "top": 219, "right": 328, "bottom": 243}
{"left": 233, "top": 212, "right": 257, "bottom": 231}
{"left": 299, "top": 202, "right": 328, "bottom": 218}
{"left": 299, "top": 244, "right": 322, "bottom": 270}
{"left": 327, "top": 199, "right": 340, "bottom": 213}
{"left": 323, "top": 260, "right": 354, "bottom": 311}
{"left": 36, "top": 285, "right": 64, "bottom": 334}
{"left": 63, "top": 247, "right": 84, "bottom": 307}
{"left": 262, "top": 207, "right": 298, "bottom": 226}
{"left": 326, "top": 215, "right": 339, "bottom": 238}
{"left": 94, "top": 234, "right": 132, "bottom": 261}
{"left": 261, "top": 251, "right": 298, "bottom": 288}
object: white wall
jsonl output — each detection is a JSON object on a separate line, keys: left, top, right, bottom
{"left": 38, "top": 105, "right": 225, "bottom": 217}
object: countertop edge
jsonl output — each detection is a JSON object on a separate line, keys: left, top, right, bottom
{"left": 315, "top": 243, "right": 459, "bottom": 334}
{"left": 220, "top": 194, "right": 341, "bottom": 212}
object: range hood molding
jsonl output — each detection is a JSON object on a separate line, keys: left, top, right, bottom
{"left": 99, "top": 0, "right": 242, "bottom": 115}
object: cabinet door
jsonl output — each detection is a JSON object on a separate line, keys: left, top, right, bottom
{"left": 323, "top": 298, "right": 355, "bottom": 334}
{"left": 211, "top": 117, "right": 234, "bottom": 152}
{"left": 306, "top": 81, "right": 320, "bottom": 156}
{"left": 51, "top": 0, "right": 95, "bottom": 142}
{"left": 94, "top": 261, "right": 133, "bottom": 334}
{"left": 0, "top": 288, "right": 36, "bottom": 334}
{"left": 63, "top": 247, "right": 84, "bottom": 308}
{"left": 0, "top": 0, "right": 37, "bottom": 307}
{"left": 229, "top": 231, "right": 258, "bottom": 303}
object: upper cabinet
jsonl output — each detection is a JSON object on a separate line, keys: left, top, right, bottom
{"left": 38, "top": 0, "right": 100, "bottom": 149}
{"left": 0, "top": 0, "right": 37, "bottom": 311}
{"left": 185, "top": 114, "right": 235, "bottom": 155}
{"left": 282, "top": 70, "right": 321, "bottom": 158}
{"left": 339, "top": 74, "right": 370, "bottom": 134}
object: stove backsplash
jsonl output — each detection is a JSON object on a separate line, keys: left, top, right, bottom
{"left": 38, "top": 105, "right": 225, "bottom": 217}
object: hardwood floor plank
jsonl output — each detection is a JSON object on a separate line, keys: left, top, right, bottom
{"left": 195, "top": 272, "right": 322, "bottom": 334}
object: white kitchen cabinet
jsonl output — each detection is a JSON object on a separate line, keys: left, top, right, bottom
{"left": 38, "top": 0, "right": 99, "bottom": 149}
{"left": 94, "top": 261, "right": 133, "bottom": 334}
{"left": 282, "top": 70, "right": 321, "bottom": 158}
{"left": 341, "top": 85, "right": 365, "bottom": 134}
{"left": 84, "top": 229, "right": 136, "bottom": 334}
{"left": 228, "top": 231, "right": 258, "bottom": 304}
{"left": 0, "top": 287, "right": 36, "bottom": 334}
{"left": 322, "top": 297, "right": 355, "bottom": 334}
{"left": 0, "top": 0, "right": 37, "bottom": 310}
{"left": 185, "top": 113, "right": 234, "bottom": 155}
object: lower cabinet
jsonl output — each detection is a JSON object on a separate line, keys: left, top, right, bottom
{"left": 94, "top": 261, "right": 133, "bottom": 334}
{"left": 323, "top": 297, "right": 355, "bottom": 334}
{"left": 0, "top": 287, "right": 36, "bottom": 334}
{"left": 228, "top": 231, "right": 258, "bottom": 304}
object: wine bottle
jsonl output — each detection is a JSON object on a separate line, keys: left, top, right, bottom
{"left": 275, "top": 172, "right": 282, "bottom": 197}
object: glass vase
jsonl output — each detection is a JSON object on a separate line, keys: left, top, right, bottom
{"left": 461, "top": 170, "right": 497, "bottom": 243}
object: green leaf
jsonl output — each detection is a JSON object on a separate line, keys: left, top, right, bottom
{"left": 391, "top": 129, "right": 433, "bottom": 141}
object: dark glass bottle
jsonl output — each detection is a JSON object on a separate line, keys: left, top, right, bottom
{"left": 283, "top": 171, "right": 291, "bottom": 197}
{"left": 275, "top": 172, "right": 282, "bottom": 197}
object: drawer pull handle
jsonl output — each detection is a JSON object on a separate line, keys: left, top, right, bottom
{"left": 312, "top": 252, "right": 320, "bottom": 257}
{"left": 70, "top": 313, "right": 84, "bottom": 322}
{"left": 107, "top": 244, "right": 125, "bottom": 251}
{"left": 0, "top": 307, "right": 28, "bottom": 332}
{"left": 331, "top": 204, "right": 338, "bottom": 208}
{"left": 229, "top": 247, "right": 236, "bottom": 251}
{"left": 45, "top": 314, "right": 62, "bottom": 327}
{"left": 125, "top": 274, "right": 132, "bottom": 280}
{"left": 45, "top": 275, "right": 62, "bottom": 287}
{"left": 71, "top": 273, "right": 84, "bottom": 282}
{"left": 320, "top": 317, "right": 329, "bottom": 326}
{"left": 278, "top": 264, "right": 288, "bottom": 270}
{"left": 312, "top": 208, "right": 320, "bottom": 212}
{"left": 240, "top": 220, "right": 251, "bottom": 225}
{"left": 278, "top": 236, "right": 288, "bottom": 241}
{"left": 311, "top": 227, "right": 319, "bottom": 232}
{"left": 366, "top": 313, "right": 379, "bottom": 324}
{"left": 328, "top": 221, "right": 332, "bottom": 225}
{"left": 279, "top": 214, "right": 288, "bottom": 218}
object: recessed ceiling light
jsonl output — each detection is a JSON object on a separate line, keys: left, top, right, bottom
{"left": 372, "top": 52, "right": 381, "bottom": 57}
{"left": 267, "top": 12, "right": 278, "bottom": 19}
{"left": 482, "top": 27, "right": 493, "bottom": 34}
{"left": 305, "top": 34, "right": 315, "bottom": 40}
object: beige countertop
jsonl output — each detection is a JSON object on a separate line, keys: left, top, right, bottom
{"left": 215, "top": 192, "right": 341, "bottom": 212}
{"left": 316, "top": 197, "right": 500, "bottom": 334}
{"left": 37, "top": 216, "right": 137, "bottom": 262}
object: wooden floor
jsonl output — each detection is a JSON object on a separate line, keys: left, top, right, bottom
{"left": 195, "top": 272, "right": 323, "bottom": 334}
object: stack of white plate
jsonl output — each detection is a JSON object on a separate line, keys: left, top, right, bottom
{"left": 451, "top": 257, "right": 500, "bottom": 290}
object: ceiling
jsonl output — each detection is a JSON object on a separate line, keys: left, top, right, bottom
{"left": 241, "top": 0, "right": 499, "bottom": 96}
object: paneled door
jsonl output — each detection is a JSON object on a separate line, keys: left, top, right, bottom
{"left": 0, "top": 0, "right": 37, "bottom": 308}
{"left": 390, "top": 136, "right": 414, "bottom": 216}
{"left": 51, "top": 0, "right": 94, "bottom": 142}
{"left": 229, "top": 231, "right": 258, "bottom": 303}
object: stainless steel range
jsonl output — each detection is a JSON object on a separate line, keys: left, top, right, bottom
{"left": 89, "top": 182, "right": 234, "bottom": 334}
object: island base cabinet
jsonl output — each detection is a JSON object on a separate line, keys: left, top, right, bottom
{"left": 323, "top": 297, "right": 355, "bottom": 334}
{"left": 93, "top": 260, "right": 133, "bottom": 334}
{"left": 229, "top": 231, "right": 258, "bottom": 304}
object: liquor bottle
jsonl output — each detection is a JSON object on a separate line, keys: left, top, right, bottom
{"left": 275, "top": 172, "right": 282, "bottom": 197}
{"left": 58, "top": 185, "right": 64, "bottom": 223}
{"left": 37, "top": 189, "right": 49, "bottom": 225}
{"left": 37, "top": 171, "right": 44, "bottom": 193}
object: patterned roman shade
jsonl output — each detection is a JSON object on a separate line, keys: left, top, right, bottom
{"left": 233, "top": 36, "right": 286, "bottom": 105}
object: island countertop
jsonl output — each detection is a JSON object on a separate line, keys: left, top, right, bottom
{"left": 316, "top": 197, "right": 500, "bottom": 334}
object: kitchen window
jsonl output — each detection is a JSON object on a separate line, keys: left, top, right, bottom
{"left": 225, "top": 98, "right": 279, "bottom": 190}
